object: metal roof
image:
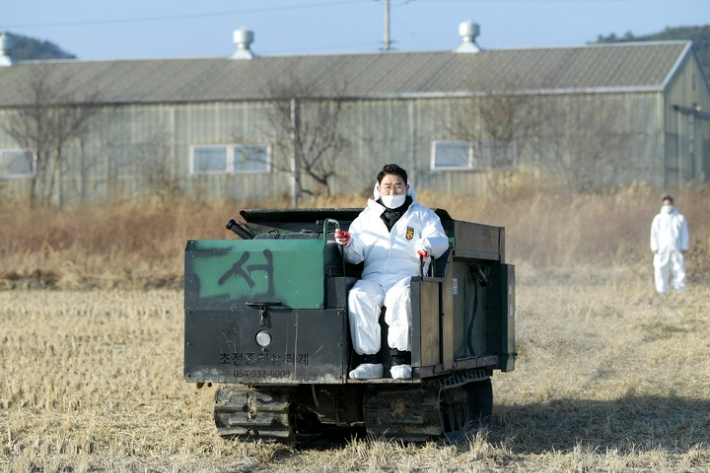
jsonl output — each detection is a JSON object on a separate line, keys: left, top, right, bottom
{"left": 0, "top": 41, "right": 692, "bottom": 106}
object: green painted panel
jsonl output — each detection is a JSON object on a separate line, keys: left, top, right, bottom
{"left": 187, "top": 239, "right": 325, "bottom": 309}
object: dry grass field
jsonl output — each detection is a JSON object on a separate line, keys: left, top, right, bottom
{"left": 1, "top": 184, "right": 709, "bottom": 472}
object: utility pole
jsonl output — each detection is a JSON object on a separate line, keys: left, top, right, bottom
{"left": 383, "top": 0, "right": 391, "bottom": 51}
{"left": 290, "top": 98, "right": 299, "bottom": 207}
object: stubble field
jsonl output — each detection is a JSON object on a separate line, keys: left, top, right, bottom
{"left": 1, "top": 184, "right": 709, "bottom": 472}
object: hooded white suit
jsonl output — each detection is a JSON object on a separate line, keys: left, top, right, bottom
{"left": 650, "top": 206, "right": 689, "bottom": 293}
{"left": 343, "top": 185, "right": 448, "bottom": 355}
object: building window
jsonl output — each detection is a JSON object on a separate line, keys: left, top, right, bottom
{"left": 0, "top": 149, "right": 35, "bottom": 179}
{"left": 431, "top": 140, "right": 471, "bottom": 170}
{"left": 431, "top": 140, "right": 515, "bottom": 171}
{"left": 190, "top": 144, "right": 270, "bottom": 175}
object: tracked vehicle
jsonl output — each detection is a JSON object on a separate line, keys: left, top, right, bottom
{"left": 184, "top": 208, "right": 515, "bottom": 443}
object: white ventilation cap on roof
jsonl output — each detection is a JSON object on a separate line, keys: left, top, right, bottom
{"left": 455, "top": 21, "right": 481, "bottom": 54}
{"left": 232, "top": 27, "right": 256, "bottom": 60}
{"left": 0, "top": 33, "right": 15, "bottom": 66}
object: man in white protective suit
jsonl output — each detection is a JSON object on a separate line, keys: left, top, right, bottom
{"left": 650, "top": 195, "right": 690, "bottom": 294}
{"left": 334, "top": 164, "right": 448, "bottom": 380}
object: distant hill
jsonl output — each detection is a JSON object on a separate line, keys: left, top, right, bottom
{"left": 4, "top": 32, "right": 76, "bottom": 61}
{"left": 596, "top": 25, "right": 710, "bottom": 87}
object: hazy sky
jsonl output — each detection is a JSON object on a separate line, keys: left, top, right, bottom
{"left": 1, "top": 0, "right": 708, "bottom": 61}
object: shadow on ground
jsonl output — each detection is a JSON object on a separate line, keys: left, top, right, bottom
{"left": 488, "top": 394, "right": 710, "bottom": 454}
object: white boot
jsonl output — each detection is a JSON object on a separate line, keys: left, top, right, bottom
{"left": 349, "top": 363, "right": 384, "bottom": 380}
{"left": 390, "top": 364, "right": 412, "bottom": 380}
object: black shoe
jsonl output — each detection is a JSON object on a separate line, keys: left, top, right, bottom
{"left": 390, "top": 348, "right": 411, "bottom": 366}
{"left": 361, "top": 353, "right": 378, "bottom": 365}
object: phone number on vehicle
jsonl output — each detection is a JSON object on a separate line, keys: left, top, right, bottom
{"left": 234, "top": 369, "right": 292, "bottom": 378}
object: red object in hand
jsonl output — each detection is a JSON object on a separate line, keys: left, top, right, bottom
{"left": 414, "top": 239, "right": 431, "bottom": 258}
{"left": 335, "top": 229, "right": 351, "bottom": 247}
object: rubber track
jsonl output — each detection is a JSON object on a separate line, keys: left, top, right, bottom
{"left": 363, "top": 369, "right": 492, "bottom": 442}
{"left": 214, "top": 385, "right": 295, "bottom": 443}
{"left": 213, "top": 369, "right": 492, "bottom": 444}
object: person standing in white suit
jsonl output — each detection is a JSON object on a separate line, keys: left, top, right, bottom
{"left": 650, "top": 195, "right": 690, "bottom": 294}
{"left": 334, "top": 164, "right": 448, "bottom": 380}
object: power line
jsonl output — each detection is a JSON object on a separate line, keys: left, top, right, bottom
{"left": 3, "top": 0, "right": 372, "bottom": 30}
{"left": 414, "top": 0, "right": 642, "bottom": 3}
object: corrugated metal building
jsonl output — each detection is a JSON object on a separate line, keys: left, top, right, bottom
{"left": 0, "top": 29, "right": 709, "bottom": 204}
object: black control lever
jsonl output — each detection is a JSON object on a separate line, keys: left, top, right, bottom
{"left": 226, "top": 219, "right": 255, "bottom": 240}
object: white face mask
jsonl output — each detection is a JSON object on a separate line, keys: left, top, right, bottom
{"left": 661, "top": 205, "right": 674, "bottom": 214}
{"left": 380, "top": 194, "right": 406, "bottom": 209}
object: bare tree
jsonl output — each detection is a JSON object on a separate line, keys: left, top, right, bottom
{"left": 136, "top": 130, "right": 181, "bottom": 202}
{"left": 478, "top": 91, "right": 532, "bottom": 196}
{"left": 448, "top": 81, "right": 638, "bottom": 194}
{"left": 262, "top": 73, "right": 349, "bottom": 205}
{"left": 528, "top": 96, "right": 634, "bottom": 192}
{"left": 447, "top": 83, "right": 531, "bottom": 197}
{"left": 2, "top": 64, "right": 100, "bottom": 206}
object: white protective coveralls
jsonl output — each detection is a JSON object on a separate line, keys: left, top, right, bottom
{"left": 343, "top": 185, "right": 448, "bottom": 356}
{"left": 650, "top": 206, "right": 689, "bottom": 293}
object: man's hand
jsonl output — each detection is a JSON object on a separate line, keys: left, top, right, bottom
{"left": 415, "top": 239, "right": 431, "bottom": 258}
{"left": 335, "top": 229, "right": 351, "bottom": 247}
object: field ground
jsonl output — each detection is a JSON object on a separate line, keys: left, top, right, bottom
{"left": 2, "top": 265, "right": 709, "bottom": 472}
